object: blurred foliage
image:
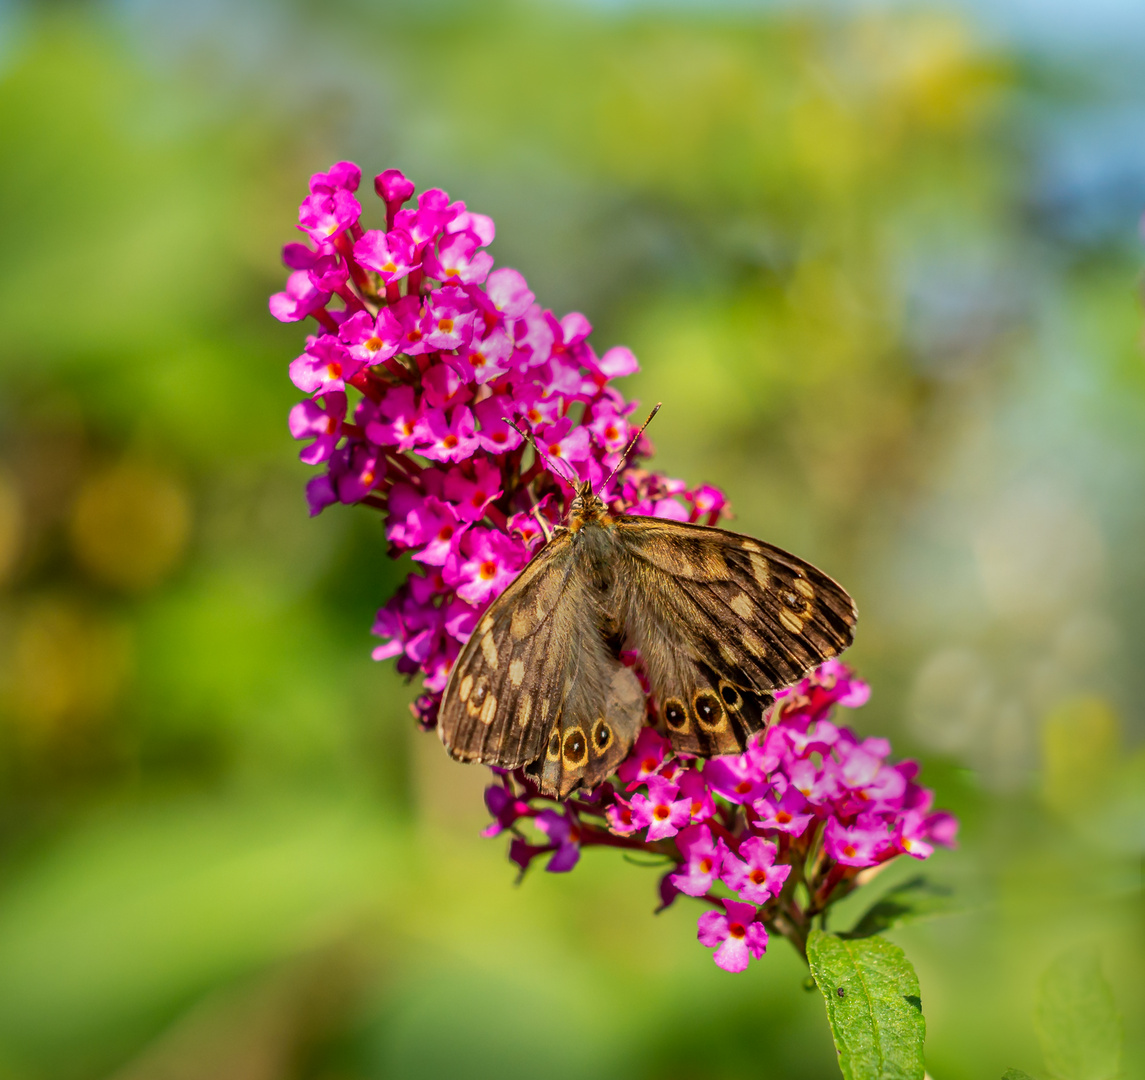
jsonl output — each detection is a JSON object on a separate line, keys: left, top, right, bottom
{"left": 0, "top": 1, "right": 1143, "bottom": 1078}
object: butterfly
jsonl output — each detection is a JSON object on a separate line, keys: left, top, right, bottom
{"left": 438, "top": 472, "right": 857, "bottom": 800}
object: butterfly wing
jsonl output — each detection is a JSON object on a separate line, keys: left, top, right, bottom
{"left": 612, "top": 516, "right": 856, "bottom": 756}
{"left": 438, "top": 531, "right": 645, "bottom": 798}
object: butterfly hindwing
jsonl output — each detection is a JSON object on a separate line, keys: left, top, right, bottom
{"left": 439, "top": 527, "right": 648, "bottom": 798}
{"left": 612, "top": 516, "right": 856, "bottom": 756}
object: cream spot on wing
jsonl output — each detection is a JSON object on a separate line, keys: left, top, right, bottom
{"left": 480, "top": 693, "right": 497, "bottom": 725}
{"left": 459, "top": 674, "right": 473, "bottom": 702}
{"left": 742, "top": 629, "right": 766, "bottom": 658}
{"left": 481, "top": 633, "right": 499, "bottom": 667}
{"left": 741, "top": 539, "right": 763, "bottom": 553}
{"left": 511, "top": 608, "right": 532, "bottom": 640}
{"left": 730, "top": 592, "right": 755, "bottom": 619}
{"left": 749, "top": 553, "right": 770, "bottom": 589}
{"left": 704, "top": 549, "right": 730, "bottom": 577}
{"left": 719, "top": 641, "right": 739, "bottom": 668}
{"left": 779, "top": 609, "right": 805, "bottom": 635}
{"left": 563, "top": 676, "right": 573, "bottom": 696}
{"left": 518, "top": 694, "right": 532, "bottom": 728}
{"left": 539, "top": 698, "right": 550, "bottom": 723}
{"left": 509, "top": 659, "right": 526, "bottom": 687}
{"left": 480, "top": 615, "right": 494, "bottom": 634}
{"left": 793, "top": 576, "right": 815, "bottom": 599}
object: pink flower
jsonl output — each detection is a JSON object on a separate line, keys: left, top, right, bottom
{"left": 483, "top": 267, "right": 535, "bottom": 318}
{"left": 443, "top": 459, "right": 503, "bottom": 524}
{"left": 536, "top": 809, "right": 581, "bottom": 873}
{"left": 670, "top": 824, "right": 728, "bottom": 897}
{"left": 421, "top": 287, "right": 477, "bottom": 351}
{"left": 354, "top": 228, "right": 418, "bottom": 282}
{"left": 823, "top": 815, "right": 888, "bottom": 868}
{"left": 703, "top": 753, "right": 770, "bottom": 806}
{"left": 630, "top": 775, "right": 693, "bottom": 842}
{"left": 751, "top": 786, "right": 814, "bottom": 837}
{"left": 446, "top": 528, "right": 529, "bottom": 607}
{"left": 617, "top": 728, "right": 672, "bottom": 787}
{"left": 424, "top": 229, "right": 494, "bottom": 285}
{"left": 289, "top": 336, "right": 362, "bottom": 394}
{"left": 678, "top": 768, "right": 716, "bottom": 823}
{"left": 375, "top": 169, "right": 415, "bottom": 225}
{"left": 297, "top": 187, "right": 361, "bottom": 243}
{"left": 721, "top": 836, "right": 790, "bottom": 904}
{"left": 697, "top": 899, "right": 769, "bottom": 973}
{"left": 417, "top": 407, "right": 480, "bottom": 463}
{"left": 364, "top": 385, "right": 424, "bottom": 450}
{"left": 270, "top": 270, "right": 332, "bottom": 323}
{"left": 338, "top": 309, "right": 402, "bottom": 366}
{"left": 288, "top": 391, "right": 345, "bottom": 465}
{"left": 472, "top": 395, "right": 524, "bottom": 454}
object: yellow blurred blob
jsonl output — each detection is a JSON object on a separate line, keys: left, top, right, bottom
{"left": 0, "top": 469, "right": 23, "bottom": 586}
{"left": 1041, "top": 696, "right": 1120, "bottom": 818}
{"left": 4, "top": 598, "right": 132, "bottom": 742}
{"left": 70, "top": 461, "right": 190, "bottom": 591}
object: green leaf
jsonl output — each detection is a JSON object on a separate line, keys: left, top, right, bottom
{"left": 1003, "top": 1069, "right": 1040, "bottom": 1080}
{"left": 806, "top": 930, "right": 926, "bottom": 1080}
{"left": 845, "top": 876, "right": 955, "bottom": 939}
{"left": 1035, "top": 948, "right": 1121, "bottom": 1080}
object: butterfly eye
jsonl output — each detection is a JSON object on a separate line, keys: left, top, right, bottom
{"left": 592, "top": 719, "right": 613, "bottom": 751}
{"left": 664, "top": 698, "right": 688, "bottom": 731}
{"left": 563, "top": 729, "right": 588, "bottom": 766}
{"left": 693, "top": 691, "right": 726, "bottom": 732}
{"left": 720, "top": 683, "right": 741, "bottom": 708}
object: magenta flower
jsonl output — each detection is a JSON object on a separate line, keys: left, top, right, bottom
{"left": 617, "top": 727, "right": 672, "bottom": 787}
{"left": 298, "top": 187, "right": 361, "bottom": 244}
{"left": 721, "top": 836, "right": 791, "bottom": 904}
{"left": 536, "top": 809, "right": 581, "bottom": 873}
{"left": 670, "top": 824, "right": 728, "bottom": 897}
{"left": 823, "top": 816, "right": 889, "bottom": 868}
{"left": 354, "top": 228, "right": 417, "bottom": 282}
{"left": 697, "top": 899, "right": 769, "bottom": 973}
{"left": 447, "top": 529, "right": 529, "bottom": 607}
{"left": 270, "top": 270, "right": 332, "bottom": 324}
{"left": 424, "top": 229, "right": 494, "bottom": 284}
{"left": 338, "top": 309, "right": 402, "bottom": 366}
{"left": 630, "top": 775, "right": 693, "bottom": 842}
{"left": 417, "top": 407, "right": 479, "bottom": 463}
{"left": 751, "top": 786, "right": 814, "bottom": 837}
{"left": 288, "top": 391, "right": 346, "bottom": 465}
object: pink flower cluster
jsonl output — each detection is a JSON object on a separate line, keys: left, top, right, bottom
{"left": 488, "top": 661, "right": 958, "bottom": 973}
{"left": 273, "top": 165, "right": 958, "bottom": 973}
{"left": 272, "top": 162, "right": 726, "bottom": 719}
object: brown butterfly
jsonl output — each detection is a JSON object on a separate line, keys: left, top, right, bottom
{"left": 439, "top": 420, "right": 857, "bottom": 799}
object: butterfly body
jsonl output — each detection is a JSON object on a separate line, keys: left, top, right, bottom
{"left": 440, "top": 482, "right": 856, "bottom": 798}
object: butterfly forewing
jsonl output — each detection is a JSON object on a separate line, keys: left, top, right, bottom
{"left": 612, "top": 517, "right": 856, "bottom": 757}
{"left": 439, "top": 528, "right": 648, "bottom": 797}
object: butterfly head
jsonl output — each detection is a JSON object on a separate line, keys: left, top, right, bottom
{"left": 568, "top": 480, "right": 609, "bottom": 531}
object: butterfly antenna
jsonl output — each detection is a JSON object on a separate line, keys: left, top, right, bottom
{"left": 596, "top": 402, "right": 662, "bottom": 497}
{"left": 503, "top": 416, "right": 580, "bottom": 487}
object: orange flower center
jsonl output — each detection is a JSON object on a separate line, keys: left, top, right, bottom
{"left": 443, "top": 435, "right": 459, "bottom": 449}
{"left": 728, "top": 922, "right": 746, "bottom": 939}
{"left": 478, "top": 560, "right": 497, "bottom": 580}
{"left": 364, "top": 336, "right": 383, "bottom": 352}
{"left": 653, "top": 805, "right": 670, "bottom": 821}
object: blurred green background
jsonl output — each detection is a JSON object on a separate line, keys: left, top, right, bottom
{"left": 1, "top": 0, "right": 1143, "bottom": 1077}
